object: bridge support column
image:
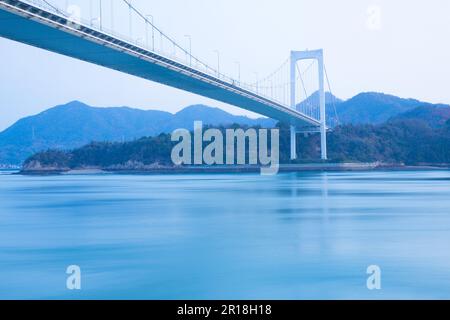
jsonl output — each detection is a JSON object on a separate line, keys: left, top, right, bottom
{"left": 290, "top": 49, "right": 328, "bottom": 161}
{"left": 318, "top": 53, "right": 327, "bottom": 161}
{"left": 290, "top": 54, "right": 297, "bottom": 161}
{"left": 290, "top": 126, "right": 297, "bottom": 161}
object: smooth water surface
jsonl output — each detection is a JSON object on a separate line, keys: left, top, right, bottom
{"left": 1, "top": 170, "right": 450, "bottom": 299}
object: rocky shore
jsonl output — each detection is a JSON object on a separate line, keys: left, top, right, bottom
{"left": 18, "top": 161, "right": 450, "bottom": 175}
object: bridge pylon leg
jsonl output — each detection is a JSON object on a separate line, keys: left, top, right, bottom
{"left": 290, "top": 126, "right": 297, "bottom": 161}
{"left": 318, "top": 54, "right": 328, "bottom": 161}
{"left": 290, "top": 52, "right": 297, "bottom": 161}
{"left": 290, "top": 49, "right": 328, "bottom": 161}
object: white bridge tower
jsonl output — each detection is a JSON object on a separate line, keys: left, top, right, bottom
{"left": 290, "top": 49, "right": 327, "bottom": 161}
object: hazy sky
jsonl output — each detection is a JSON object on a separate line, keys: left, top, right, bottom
{"left": 1, "top": 0, "right": 449, "bottom": 130}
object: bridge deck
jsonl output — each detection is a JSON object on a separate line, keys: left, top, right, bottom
{"left": 0, "top": 0, "right": 320, "bottom": 128}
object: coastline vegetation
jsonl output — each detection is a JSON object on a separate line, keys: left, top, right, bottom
{"left": 22, "top": 119, "right": 450, "bottom": 171}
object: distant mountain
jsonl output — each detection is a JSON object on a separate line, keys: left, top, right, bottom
{"left": 295, "top": 91, "right": 445, "bottom": 127}
{"left": 335, "top": 92, "right": 427, "bottom": 125}
{"left": 3, "top": 92, "right": 450, "bottom": 166}
{"left": 296, "top": 91, "right": 343, "bottom": 127}
{"left": 0, "top": 101, "right": 275, "bottom": 165}
{"left": 166, "top": 104, "right": 274, "bottom": 130}
{"left": 389, "top": 104, "right": 450, "bottom": 128}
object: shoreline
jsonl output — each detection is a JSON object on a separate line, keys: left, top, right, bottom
{"left": 16, "top": 163, "right": 450, "bottom": 175}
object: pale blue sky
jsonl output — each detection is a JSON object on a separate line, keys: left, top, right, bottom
{"left": 1, "top": 0, "right": 449, "bottom": 130}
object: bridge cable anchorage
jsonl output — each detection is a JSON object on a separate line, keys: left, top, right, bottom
{"left": 324, "top": 64, "right": 340, "bottom": 127}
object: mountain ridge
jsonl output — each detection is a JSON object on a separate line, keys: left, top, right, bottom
{"left": 336, "top": 92, "right": 427, "bottom": 125}
{"left": 1, "top": 92, "right": 450, "bottom": 165}
{"left": 0, "top": 101, "right": 276, "bottom": 165}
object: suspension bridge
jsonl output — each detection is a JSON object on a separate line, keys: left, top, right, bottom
{"left": 0, "top": 0, "right": 336, "bottom": 160}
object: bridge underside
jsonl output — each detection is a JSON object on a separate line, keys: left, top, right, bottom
{"left": 0, "top": 2, "right": 320, "bottom": 129}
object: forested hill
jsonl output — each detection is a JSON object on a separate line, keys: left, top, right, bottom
{"left": 3, "top": 92, "right": 450, "bottom": 166}
{"left": 23, "top": 119, "right": 450, "bottom": 172}
{"left": 0, "top": 101, "right": 275, "bottom": 165}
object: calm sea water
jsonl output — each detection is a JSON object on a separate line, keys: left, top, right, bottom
{"left": 1, "top": 170, "right": 450, "bottom": 299}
